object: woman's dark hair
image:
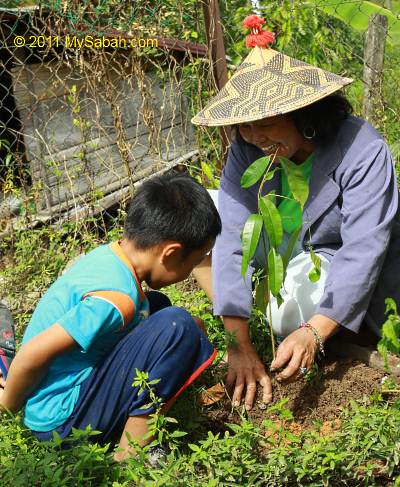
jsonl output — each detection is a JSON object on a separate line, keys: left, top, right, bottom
{"left": 289, "top": 92, "right": 353, "bottom": 145}
{"left": 124, "top": 172, "right": 221, "bottom": 254}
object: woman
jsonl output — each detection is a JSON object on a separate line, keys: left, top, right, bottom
{"left": 191, "top": 15, "right": 400, "bottom": 410}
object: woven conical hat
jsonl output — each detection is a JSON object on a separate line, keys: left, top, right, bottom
{"left": 192, "top": 46, "right": 353, "bottom": 126}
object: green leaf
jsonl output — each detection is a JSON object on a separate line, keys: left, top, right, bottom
{"left": 280, "top": 157, "right": 309, "bottom": 208}
{"left": 308, "top": 267, "right": 320, "bottom": 283}
{"left": 255, "top": 275, "right": 269, "bottom": 314}
{"left": 308, "top": 247, "right": 321, "bottom": 283}
{"left": 5, "top": 154, "right": 12, "bottom": 166}
{"left": 309, "top": 0, "right": 400, "bottom": 46}
{"left": 264, "top": 167, "right": 279, "bottom": 181}
{"left": 268, "top": 247, "right": 283, "bottom": 297}
{"left": 259, "top": 196, "right": 283, "bottom": 248}
{"left": 241, "top": 214, "right": 263, "bottom": 277}
{"left": 385, "top": 297, "right": 398, "bottom": 316}
{"left": 265, "top": 190, "right": 277, "bottom": 206}
{"left": 282, "top": 226, "right": 302, "bottom": 271}
{"left": 382, "top": 320, "right": 400, "bottom": 352}
{"left": 201, "top": 161, "right": 213, "bottom": 182}
{"left": 240, "top": 156, "right": 269, "bottom": 188}
{"left": 276, "top": 292, "right": 284, "bottom": 308}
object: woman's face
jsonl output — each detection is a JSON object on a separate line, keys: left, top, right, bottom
{"left": 238, "top": 114, "right": 314, "bottom": 164}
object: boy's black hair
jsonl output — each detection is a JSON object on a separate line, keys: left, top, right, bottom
{"left": 124, "top": 172, "right": 221, "bottom": 254}
{"left": 289, "top": 92, "right": 353, "bottom": 146}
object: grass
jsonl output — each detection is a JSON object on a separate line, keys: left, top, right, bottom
{"left": 1, "top": 219, "right": 400, "bottom": 485}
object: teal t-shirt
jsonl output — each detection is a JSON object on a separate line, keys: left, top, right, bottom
{"left": 22, "top": 241, "right": 149, "bottom": 432}
{"left": 278, "top": 153, "right": 314, "bottom": 234}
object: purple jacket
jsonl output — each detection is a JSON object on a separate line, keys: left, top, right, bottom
{"left": 212, "top": 115, "right": 400, "bottom": 333}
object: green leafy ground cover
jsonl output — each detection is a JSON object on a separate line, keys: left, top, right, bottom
{"left": 1, "top": 220, "right": 400, "bottom": 486}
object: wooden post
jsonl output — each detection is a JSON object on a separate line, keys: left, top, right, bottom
{"left": 201, "top": 0, "right": 230, "bottom": 166}
{"left": 362, "top": 13, "right": 388, "bottom": 125}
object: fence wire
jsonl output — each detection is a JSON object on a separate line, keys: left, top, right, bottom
{"left": 0, "top": 2, "right": 216, "bottom": 234}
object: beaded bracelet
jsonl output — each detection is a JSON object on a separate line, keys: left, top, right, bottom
{"left": 299, "top": 321, "right": 325, "bottom": 356}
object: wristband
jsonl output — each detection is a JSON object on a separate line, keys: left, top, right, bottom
{"left": 299, "top": 321, "right": 325, "bottom": 357}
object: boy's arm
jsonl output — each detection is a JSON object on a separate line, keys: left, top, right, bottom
{"left": 0, "top": 323, "right": 77, "bottom": 413}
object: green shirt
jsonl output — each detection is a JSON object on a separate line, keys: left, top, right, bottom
{"left": 278, "top": 153, "right": 314, "bottom": 235}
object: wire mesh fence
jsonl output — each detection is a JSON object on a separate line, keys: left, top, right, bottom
{"left": 0, "top": 0, "right": 399, "bottom": 235}
{"left": 0, "top": 3, "right": 215, "bottom": 233}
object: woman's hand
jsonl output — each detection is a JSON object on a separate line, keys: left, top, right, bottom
{"left": 227, "top": 341, "right": 272, "bottom": 410}
{"left": 270, "top": 328, "right": 317, "bottom": 381}
{"left": 270, "top": 314, "right": 339, "bottom": 382}
{"left": 223, "top": 316, "right": 272, "bottom": 410}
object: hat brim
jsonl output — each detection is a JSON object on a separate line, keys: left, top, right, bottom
{"left": 192, "top": 48, "right": 353, "bottom": 127}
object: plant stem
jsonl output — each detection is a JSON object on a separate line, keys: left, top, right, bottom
{"left": 266, "top": 278, "right": 276, "bottom": 360}
{"left": 257, "top": 147, "right": 279, "bottom": 203}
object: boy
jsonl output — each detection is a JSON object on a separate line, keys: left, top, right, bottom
{"left": 0, "top": 173, "right": 221, "bottom": 461}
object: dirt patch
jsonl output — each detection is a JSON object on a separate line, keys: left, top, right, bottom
{"left": 202, "top": 359, "right": 384, "bottom": 432}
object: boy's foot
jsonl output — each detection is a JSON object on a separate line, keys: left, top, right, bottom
{"left": 146, "top": 445, "right": 167, "bottom": 468}
{"left": 0, "top": 302, "right": 15, "bottom": 379}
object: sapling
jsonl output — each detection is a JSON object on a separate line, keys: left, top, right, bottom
{"left": 240, "top": 151, "right": 321, "bottom": 360}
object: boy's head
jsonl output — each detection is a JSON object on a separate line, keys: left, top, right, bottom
{"left": 123, "top": 172, "right": 221, "bottom": 289}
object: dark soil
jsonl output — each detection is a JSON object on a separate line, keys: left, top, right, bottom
{"left": 202, "top": 358, "right": 384, "bottom": 433}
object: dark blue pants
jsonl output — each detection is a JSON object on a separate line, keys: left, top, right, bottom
{"left": 33, "top": 292, "right": 215, "bottom": 444}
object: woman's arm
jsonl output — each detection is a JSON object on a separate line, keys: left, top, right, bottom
{"left": 271, "top": 136, "right": 398, "bottom": 381}
{"left": 213, "top": 137, "right": 280, "bottom": 408}
{"left": 0, "top": 323, "right": 77, "bottom": 413}
{"left": 315, "top": 139, "right": 398, "bottom": 331}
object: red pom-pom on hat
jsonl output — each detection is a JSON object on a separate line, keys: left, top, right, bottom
{"left": 243, "top": 14, "right": 275, "bottom": 48}
{"left": 243, "top": 15, "right": 265, "bottom": 30}
{"left": 246, "top": 31, "right": 275, "bottom": 48}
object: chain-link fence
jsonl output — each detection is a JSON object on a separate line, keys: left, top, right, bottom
{"left": 1, "top": 1, "right": 399, "bottom": 235}
{"left": 0, "top": 3, "right": 214, "bottom": 234}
